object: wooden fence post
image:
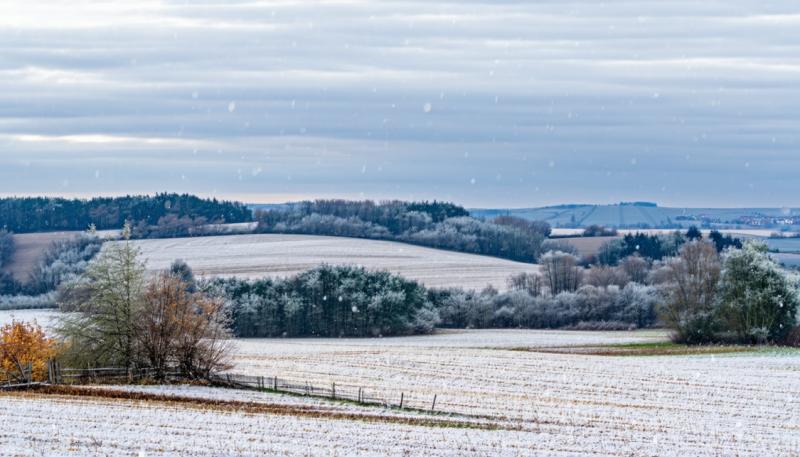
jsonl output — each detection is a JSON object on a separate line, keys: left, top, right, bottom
{"left": 358, "top": 387, "right": 362, "bottom": 403}
{"left": 399, "top": 392, "right": 404, "bottom": 409}
{"left": 431, "top": 394, "right": 437, "bottom": 412}
{"left": 331, "top": 382, "right": 336, "bottom": 400}
{"left": 273, "top": 376, "right": 278, "bottom": 391}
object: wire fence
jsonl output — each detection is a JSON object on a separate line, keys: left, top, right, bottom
{"left": 12, "top": 362, "right": 440, "bottom": 412}
{"left": 208, "top": 372, "right": 438, "bottom": 411}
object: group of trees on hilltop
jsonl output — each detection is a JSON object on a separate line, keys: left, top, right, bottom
{"left": 255, "top": 200, "right": 550, "bottom": 263}
{"left": 0, "top": 193, "right": 252, "bottom": 234}
{"left": 205, "top": 264, "right": 438, "bottom": 338}
{"left": 595, "top": 229, "right": 742, "bottom": 266}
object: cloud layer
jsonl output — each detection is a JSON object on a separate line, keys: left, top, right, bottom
{"left": 1, "top": 0, "right": 798, "bottom": 207}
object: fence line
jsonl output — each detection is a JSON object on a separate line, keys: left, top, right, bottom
{"left": 38, "top": 363, "right": 441, "bottom": 413}
{"left": 208, "top": 372, "right": 439, "bottom": 412}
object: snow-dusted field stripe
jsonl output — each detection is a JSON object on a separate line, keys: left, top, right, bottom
{"left": 0, "top": 393, "right": 573, "bottom": 456}
{"left": 121, "top": 233, "right": 541, "bottom": 290}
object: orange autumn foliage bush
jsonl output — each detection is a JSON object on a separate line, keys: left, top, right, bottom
{"left": 0, "top": 321, "right": 57, "bottom": 383}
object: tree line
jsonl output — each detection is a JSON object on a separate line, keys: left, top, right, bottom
{"left": 594, "top": 229, "right": 742, "bottom": 265}
{"left": 33, "top": 224, "right": 791, "bottom": 343}
{"left": 426, "top": 227, "right": 797, "bottom": 342}
{"left": 0, "top": 193, "right": 252, "bottom": 234}
{"left": 255, "top": 200, "right": 550, "bottom": 263}
{"left": 204, "top": 264, "right": 437, "bottom": 338}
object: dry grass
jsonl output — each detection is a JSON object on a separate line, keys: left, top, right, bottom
{"left": 514, "top": 342, "right": 766, "bottom": 357}
{"left": 12, "top": 385, "right": 501, "bottom": 430}
{"left": 555, "top": 236, "right": 619, "bottom": 257}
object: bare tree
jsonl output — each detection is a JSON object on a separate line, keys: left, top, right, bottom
{"left": 586, "top": 266, "right": 630, "bottom": 288}
{"left": 656, "top": 241, "right": 721, "bottom": 343}
{"left": 507, "top": 272, "right": 544, "bottom": 297}
{"left": 140, "top": 273, "right": 231, "bottom": 378}
{"left": 540, "top": 251, "right": 583, "bottom": 296}
{"left": 621, "top": 254, "right": 650, "bottom": 284}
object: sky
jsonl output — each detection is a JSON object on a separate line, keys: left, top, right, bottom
{"left": 0, "top": 0, "right": 798, "bottom": 208}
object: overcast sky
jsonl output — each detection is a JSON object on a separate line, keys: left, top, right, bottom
{"left": 1, "top": 0, "right": 798, "bottom": 208}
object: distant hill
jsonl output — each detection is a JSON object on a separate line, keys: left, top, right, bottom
{"left": 471, "top": 204, "right": 800, "bottom": 230}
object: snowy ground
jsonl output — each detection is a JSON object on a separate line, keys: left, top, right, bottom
{"left": 0, "top": 309, "right": 57, "bottom": 328}
{"left": 228, "top": 333, "right": 800, "bottom": 456}
{"left": 0, "top": 388, "right": 548, "bottom": 457}
{"left": 121, "top": 233, "right": 541, "bottom": 290}
{"left": 1, "top": 321, "right": 798, "bottom": 456}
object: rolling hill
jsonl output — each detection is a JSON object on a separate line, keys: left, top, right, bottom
{"left": 471, "top": 203, "right": 800, "bottom": 229}
{"left": 124, "top": 233, "right": 540, "bottom": 291}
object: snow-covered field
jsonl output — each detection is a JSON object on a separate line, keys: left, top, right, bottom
{"left": 227, "top": 333, "right": 800, "bottom": 456}
{"left": 1, "top": 314, "right": 798, "bottom": 456}
{"left": 0, "top": 309, "right": 57, "bottom": 328}
{"left": 0, "top": 388, "right": 539, "bottom": 456}
{"left": 122, "top": 233, "right": 541, "bottom": 290}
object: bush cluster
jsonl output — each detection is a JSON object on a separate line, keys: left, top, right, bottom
{"left": 656, "top": 241, "right": 799, "bottom": 345}
{"left": 431, "top": 283, "right": 659, "bottom": 330}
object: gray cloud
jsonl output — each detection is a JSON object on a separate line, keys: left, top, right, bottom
{"left": 0, "top": 0, "right": 798, "bottom": 207}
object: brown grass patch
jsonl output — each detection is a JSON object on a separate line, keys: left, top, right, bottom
{"left": 512, "top": 344, "right": 759, "bottom": 357}
{"left": 9, "top": 384, "right": 509, "bottom": 431}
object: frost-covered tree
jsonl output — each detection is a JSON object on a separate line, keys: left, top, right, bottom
{"left": 27, "top": 234, "right": 103, "bottom": 295}
{"left": 715, "top": 241, "right": 799, "bottom": 344}
{"left": 169, "top": 259, "right": 196, "bottom": 292}
{"left": 621, "top": 254, "right": 650, "bottom": 284}
{"left": 585, "top": 265, "right": 630, "bottom": 288}
{"left": 206, "top": 265, "right": 438, "bottom": 338}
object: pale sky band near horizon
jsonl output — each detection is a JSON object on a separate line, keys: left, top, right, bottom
{"left": 0, "top": 0, "right": 798, "bottom": 207}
